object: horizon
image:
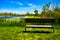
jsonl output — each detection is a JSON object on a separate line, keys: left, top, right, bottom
{"left": 0, "top": 0, "right": 60, "bottom": 14}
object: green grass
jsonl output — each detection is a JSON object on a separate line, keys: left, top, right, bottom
{"left": 0, "top": 19, "right": 60, "bottom": 40}
{"left": 0, "top": 25, "right": 60, "bottom": 40}
{"left": 27, "top": 16, "right": 41, "bottom": 18}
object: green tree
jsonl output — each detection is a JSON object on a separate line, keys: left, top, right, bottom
{"left": 53, "top": 7, "right": 60, "bottom": 19}
{"left": 42, "top": 2, "right": 50, "bottom": 12}
{"left": 34, "top": 10, "right": 38, "bottom": 16}
{"left": 41, "top": 2, "right": 51, "bottom": 18}
{"left": 41, "top": 2, "right": 60, "bottom": 19}
{"left": 26, "top": 12, "right": 30, "bottom": 16}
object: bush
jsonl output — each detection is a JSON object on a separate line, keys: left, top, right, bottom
{"left": 0, "top": 18, "right": 25, "bottom": 27}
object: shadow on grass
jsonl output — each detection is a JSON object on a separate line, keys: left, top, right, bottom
{"left": 23, "top": 31, "right": 52, "bottom": 33}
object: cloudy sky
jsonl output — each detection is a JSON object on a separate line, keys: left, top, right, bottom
{"left": 0, "top": 0, "right": 60, "bottom": 14}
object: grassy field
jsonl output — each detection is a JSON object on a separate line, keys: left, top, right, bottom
{"left": 0, "top": 25, "right": 60, "bottom": 40}
{"left": 27, "top": 16, "right": 41, "bottom": 18}
{"left": 0, "top": 18, "right": 60, "bottom": 40}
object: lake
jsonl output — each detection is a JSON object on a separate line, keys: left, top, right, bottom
{"left": 0, "top": 16, "right": 25, "bottom": 20}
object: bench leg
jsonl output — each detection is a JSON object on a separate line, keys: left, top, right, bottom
{"left": 53, "top": 28, "right": 54, "bottom": 33}
{"left": 25, "top": 27, "right": 26, "bottom": 31}
{"left": 53, "top": 27, "right": 55, "bottom": 33}
{"left": 52, "top": 25, "right": 55, "bottom": 33}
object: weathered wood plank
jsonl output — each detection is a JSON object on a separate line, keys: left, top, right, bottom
{"left": 26, "top": 25, "right": 52, "bottom": 27}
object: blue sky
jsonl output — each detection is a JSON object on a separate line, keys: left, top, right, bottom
{"left": 0, "top": 0, "right": 60, "bottom": 14}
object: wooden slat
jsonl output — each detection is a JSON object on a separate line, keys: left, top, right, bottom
{"left": 26, "top": 25, "right": 52, "bottom": 28}
{"left": 24, "top": 18, "right": 56, "bottom": 24}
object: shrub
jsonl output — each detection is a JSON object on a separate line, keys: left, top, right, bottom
{"left": 0, "top": 18, "right": 25, "bottom": 27}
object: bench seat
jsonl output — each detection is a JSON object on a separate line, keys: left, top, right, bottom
{"left": 26, "top": 25, "right": 52, "bottom": 28}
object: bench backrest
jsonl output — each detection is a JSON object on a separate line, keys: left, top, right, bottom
{"left": 24, "top": 18, "right": 56, "bottom": 25}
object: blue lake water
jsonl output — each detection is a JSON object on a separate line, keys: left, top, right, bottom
{"left": 0, "top": 16, "right": 24, "bottom": 20}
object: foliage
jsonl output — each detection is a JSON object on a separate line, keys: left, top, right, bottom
{"left": 26, "top": 12, "right": 30, "bottom": 16}
{"left": 0, "top": 18, "right": 25, "bottom": 27}
{"left": 42, "top": 2, "right": 50, "bottom": 12}
{"left": 41, "top": 2, "right": 60, "bottom": 19}
{"left": 34, "top": 10, "right": 38, "bottom": 16}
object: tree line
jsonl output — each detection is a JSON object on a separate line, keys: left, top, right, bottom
{"left": 0, "top": 2, "right": 60, "bottom": 19}
{"left": 26, "top": 2, "right": 60, "bottom": 19}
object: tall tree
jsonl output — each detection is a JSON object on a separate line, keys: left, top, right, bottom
{"left": 53, "top": 7, "right": 60, "bottom": 19}
{"left": 41, "top": 2, "right": 51, "bottom": 18}
{"left": 42, "top": 2, "right": 50, "bottom": 12}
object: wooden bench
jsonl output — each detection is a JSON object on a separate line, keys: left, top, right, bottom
{"left": 24, "top": 18, "right": 56, "bottom": 33}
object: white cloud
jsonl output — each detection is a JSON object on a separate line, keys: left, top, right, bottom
{"left": 16, "top": 2, "right": 23, "bottom": 6}
{"left": 10, "top": 1, "right": 23, "bottom": 6}
{"left": 28, "top": 4, "right": 33, "bottom": 6}
{"left": 0, "top": 5, "right": 42, "bottom": 14}
{"left": 28, "top": 3, "right": 37, "bottom": 8}
{"left": 27, "top": 3, "right": 42, "bottom": 13}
